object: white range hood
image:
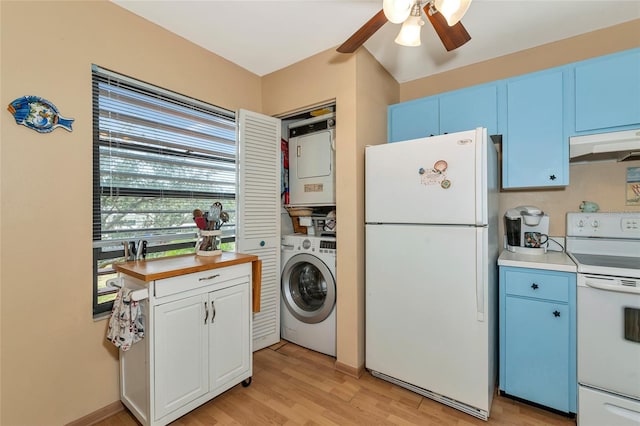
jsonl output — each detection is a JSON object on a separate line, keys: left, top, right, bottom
{"left": 569, "top": 129, "right": 640, "bottom": 163}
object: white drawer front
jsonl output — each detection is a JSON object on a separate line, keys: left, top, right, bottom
{"left": 154, "top": 263, "right": 251, "bottom": 298}
{"left": 578, "top": 386, "right": 640, "bottom": 426}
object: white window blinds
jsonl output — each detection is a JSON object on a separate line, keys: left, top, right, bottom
{"left": 92, "top": 64, "right": 237, "bottom": 314}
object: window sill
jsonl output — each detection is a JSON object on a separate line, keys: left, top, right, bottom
{"left": 93, "top": 311, "right": 111, "bottom": 322}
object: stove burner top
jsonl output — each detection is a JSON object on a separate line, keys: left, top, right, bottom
{"left": 569, "top": 253, "right": 640, "bottom": 279}
{"left": 571, "top": 253, "right": 640, "bottom": 270}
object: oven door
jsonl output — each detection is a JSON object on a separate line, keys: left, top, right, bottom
{"left": 578, "top": 274, "right": 640, "bottom": 400}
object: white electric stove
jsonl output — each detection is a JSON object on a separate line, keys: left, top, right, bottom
{"left": 566, "top": 212, "right": 640, "bottom": 426}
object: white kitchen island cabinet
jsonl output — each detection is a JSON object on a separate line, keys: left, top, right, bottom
{"left": 113, "top": 253, "right": 260, "bottom": 426}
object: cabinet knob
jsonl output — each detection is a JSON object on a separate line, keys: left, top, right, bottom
{"left": 549, "top": 174, "right": 557, "bottom": 181}
{"left": 260, "top": 240, "right": 266, "bottom": 247}
{"left": 553, "top": 310, "right": 561, "bottom": 317}
{"left": 531, "top": 283, "right": 539, "bottom": 290}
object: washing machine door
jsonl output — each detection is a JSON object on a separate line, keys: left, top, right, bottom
{"left": 281, "top": 253, "right": 336, "bottom": 324}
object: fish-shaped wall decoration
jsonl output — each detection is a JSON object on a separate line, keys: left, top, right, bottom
{"left": 7, "top": 96, "right": 74, "bottom": 133}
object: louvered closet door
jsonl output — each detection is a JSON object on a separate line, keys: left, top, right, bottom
{"left": 236, "top": 109, "right": 281, "bottom": 351}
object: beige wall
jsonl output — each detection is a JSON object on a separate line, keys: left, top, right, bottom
{"left": 1, "top": 1, "right": 639, "bottom": 424}
{"left": 501, "top": 161, "right": 640, "bottom": 237}
{"left": 353, "top": 51, "right": 398, "bottom": 367}
{"left": 399, "top": 20, "right": 640, "bottom": 235}
{"left": 262, "top": 48, "right": 398, "bottom": 372}
{"left": 0, "top": 1, "right": 261, "bottom": 425}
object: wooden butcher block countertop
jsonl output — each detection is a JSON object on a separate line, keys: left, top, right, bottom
{"left": 114, "top": 252, "right": 262, "bottom": 312}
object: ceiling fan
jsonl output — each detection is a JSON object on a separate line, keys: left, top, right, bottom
{"left": 337, "top": 0, "right": 472, "bottom": 53}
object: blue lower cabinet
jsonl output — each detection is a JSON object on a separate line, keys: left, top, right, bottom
{"left": 499, "top": 266, "right": 576, "bottom": 414}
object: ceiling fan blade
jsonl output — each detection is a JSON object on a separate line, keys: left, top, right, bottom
{"left": 337, "top": 9, "right": 388, "bottom": 53}
{"left": 424, "top": 5, "right": 471, "bottom": 51}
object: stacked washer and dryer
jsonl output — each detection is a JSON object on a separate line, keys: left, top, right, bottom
{"left": 281, "top": 112, "right": 337, "bottom": 357}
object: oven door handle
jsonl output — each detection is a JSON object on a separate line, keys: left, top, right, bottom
{"left": 585, "top": 279, "right": 640, "bottom": 295}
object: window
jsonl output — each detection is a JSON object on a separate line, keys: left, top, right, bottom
{"left": 92, "top": 65, "right": 237, "bottom": 316}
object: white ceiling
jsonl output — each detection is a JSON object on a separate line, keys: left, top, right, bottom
{"left": 112, "top": 0, "right": 640, "bottom": 83}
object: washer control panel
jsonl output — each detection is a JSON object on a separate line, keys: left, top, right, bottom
{"left": 282, "top": 234, "right": 336, "bottom": 255}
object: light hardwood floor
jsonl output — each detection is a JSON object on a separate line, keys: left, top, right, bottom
{"left": 96, "top": 341, "right": 576, "bottom": 425}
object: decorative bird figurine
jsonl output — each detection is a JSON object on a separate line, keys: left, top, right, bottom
{"left": 579, "top": 201, "right": 600, "bottom": 213}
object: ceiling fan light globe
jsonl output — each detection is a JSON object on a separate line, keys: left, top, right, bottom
{"left": 434, "top": 0, "right": 472, "bottom": 26}
{"left": 383, "top": 0, "right": 414, "bottom": 24}
{"left": 394, "top": 15, "right": 424, "bottom": 47}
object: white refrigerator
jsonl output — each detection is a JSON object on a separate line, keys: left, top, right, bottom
{"left": 365, "top": 128, "right": 499, "bottom": 420}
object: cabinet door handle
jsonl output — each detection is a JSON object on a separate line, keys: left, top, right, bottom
{"left": 204, "top": 302, "right": 209, "bottom": 324}
{"left": 199, "top": 274, "right": 220, "bottom": 281}
{"left": 211, "top": 301, "right": 216, "bottom": 323}
{"left": 531, "top": 283, "right": 539, "bottom": 290}
{"left": 553, "top": 310, "right": 561, "bottom": 317}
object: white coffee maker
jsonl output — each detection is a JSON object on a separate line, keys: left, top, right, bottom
{"left": 504, "top": 206, "right": 550, "bottom": 254}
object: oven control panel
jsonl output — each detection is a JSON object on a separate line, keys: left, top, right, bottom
{"left": 566, "top": 212, "right": 640, "bottom": 238}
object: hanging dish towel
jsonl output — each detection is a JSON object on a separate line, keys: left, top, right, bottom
{"left": 106, "top": 287, "right": 144, "bottom": 351}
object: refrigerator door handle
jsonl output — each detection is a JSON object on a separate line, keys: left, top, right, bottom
{"left": 476, "top": 227, "right": 485, "bottom": 322}
{"left": 475, "top": 127, "right": 487, "bottom": 226}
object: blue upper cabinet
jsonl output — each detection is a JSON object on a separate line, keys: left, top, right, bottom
{"left": 440, "top": 84, "right": 498, "bottom": 136}
{"left": 388, "top": 97, "right": 439, "bottom": 142}
{"left": 503, "top": 68, "right": 569, "bottom": 189}
{"left": 388, "top": 83, "right": 499, "bottom": 143}
{"left": 574, "top": 49, "right": 640, "bottom": 133}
